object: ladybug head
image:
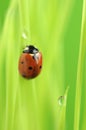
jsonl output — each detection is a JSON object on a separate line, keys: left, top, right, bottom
{"left": 23, "top": 45, "right": 39, "bottom": 54}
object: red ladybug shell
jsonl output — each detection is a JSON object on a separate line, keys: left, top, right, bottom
{"left": 18, "top": 45, "right": 42, "bottom": 79}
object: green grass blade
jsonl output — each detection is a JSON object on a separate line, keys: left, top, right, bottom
{"left": 74, "top": 0, "right": 86, "bottom": 130}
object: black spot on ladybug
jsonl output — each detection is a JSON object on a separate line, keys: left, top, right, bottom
{"left": 21, "top": 61, "right": 24, "bottom": 64}
{"left": 28, "top": 66, "right": 33, "bottom": 70}
{"left": 22, "top": 74, "right": 26, "bottom": 77}
{"left": 39, "top": 66, "right": 42, "bottom": 69}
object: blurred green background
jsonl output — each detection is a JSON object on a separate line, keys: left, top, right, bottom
{"left": 0, "top": 0, "right": 86, "bottom": 130}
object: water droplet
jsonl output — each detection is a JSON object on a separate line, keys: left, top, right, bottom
{"left": 58, "top": 96, "right": 66, "bottom": 106}
{"left": 22, "top": 32, "right": 28, "bottom": 40}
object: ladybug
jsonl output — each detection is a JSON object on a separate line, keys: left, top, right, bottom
{"left": 18, "top": 45, "right": 42, "bottom": 79}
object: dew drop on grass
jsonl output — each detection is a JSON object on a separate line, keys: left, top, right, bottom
{"left": 22, "top": 28, "right": 30, "bottom": 40}
{"left": 58, "top": 96, "right": 66, "bottom": 106}
{"left": 22, "top": 32, "right": 28, "bottom": 40}
{"left": 58, "top": 86, "right": 69, "bottom": 106}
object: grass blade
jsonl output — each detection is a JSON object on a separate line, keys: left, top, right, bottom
{"left": 74, "top": 0, "right": 86, "bottom": 130}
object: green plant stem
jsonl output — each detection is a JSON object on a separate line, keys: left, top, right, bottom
{"left": 74, "top": 0, "right": 86, "bottom": 130}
